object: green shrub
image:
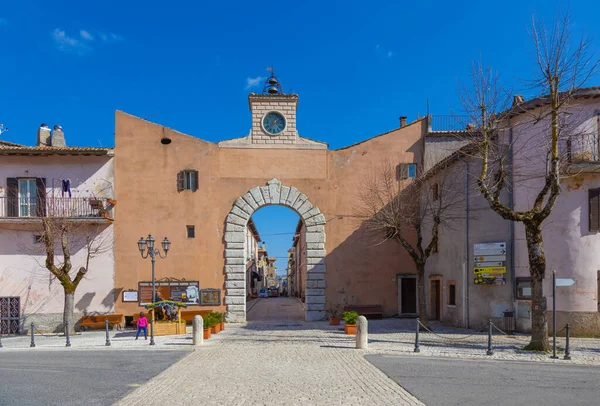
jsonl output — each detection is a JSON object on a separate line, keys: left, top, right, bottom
{"left": 203, "top": 317, "right": 211, "bottom": 329}
{"left": 208, "top": 311, "right": 222, "bottom": 327}
{"left": 342, "top": 311, "right": 359, "bottom": 325}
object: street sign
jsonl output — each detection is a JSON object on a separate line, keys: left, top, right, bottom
{"left": 473, "top": 249, "right": 507, "bottom": 256}
{"left": 474, "top": 242, "right": 506, "bottom": 254}
{"left": 556, "top": 278, "right": 575, "bottom": 287}
{"left": 474, "top": 266, "right": 506, "bottom": 275}
{"left": 475, "top": 261, "right": 504, "bottom": 267}
{"left": 474, "top": 255, "right": 506, "bottom": 262}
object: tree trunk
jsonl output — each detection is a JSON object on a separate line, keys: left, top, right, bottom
{"left": 63, "top": 291, "right": 76, "bottom": 335}
{"left": 416, "top": 263, "right": 429, "bottom": 327}
{"left": 524, "top": 222, "right": 549, "bottom": 351}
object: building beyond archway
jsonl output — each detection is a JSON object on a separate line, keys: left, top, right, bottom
{"left": 224, "top": 178, "right": 326, "bottom": 322}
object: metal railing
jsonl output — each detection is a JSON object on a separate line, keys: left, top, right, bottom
{"left": 0, "top": 197, "right": 112, "bottom": 219}
{"left": 428, "top": 115, "right": 472, "bottom": 132}
{"left": 568, "top": 131, "right": 600, "bottom": 163}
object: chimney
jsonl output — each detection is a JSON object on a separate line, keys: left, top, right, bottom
{"left": 51, "top": 125, "right": 66, "bottom": 147}
{"left": 37, "top": 124, "right": 51, "bottom": 146}
{"left": 513, "top": 95, "right": 525, "bottom": 106}
{"left": 399, "top": 116, "right": 407, "bottom": 127}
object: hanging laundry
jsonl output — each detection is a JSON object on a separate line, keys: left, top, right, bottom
{"left": 61, "top": 179, "right": 72, "bottom": 198}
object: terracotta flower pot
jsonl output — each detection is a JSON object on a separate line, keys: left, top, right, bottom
{"left": 220, "top": 321, "right": 225, "bottom": 331}
{"left": 344, "top": 324, "right": 356, "bottom": 335}
{"left": 211, "top": 323, "right": 221, "bottom": 334}
{"left": 203, "top": 328, "right": 211, "bottom": 339}
{"left": 329, "top": 317, "right": 341, "bottom": 326}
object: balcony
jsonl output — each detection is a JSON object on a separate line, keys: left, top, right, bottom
{"left": 0, "top": 196, "right": 114, "bottom": 222}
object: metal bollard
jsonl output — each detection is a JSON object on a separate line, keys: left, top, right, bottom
{"left": 486, "top": 319, "right": 493, "bottom": 356}
{"left": 30, "top": 322, "right": 36, "bottom": 348}
{"left": 564, "top": 324, "right": 571, "bottom": 360}
{"left": 105, "top": 319, "right": 111, "bottom": 346}
{"left": 414, "top": 318, "right": 421, "bottom": 353}
{"left": 356, "top": 316, "right": 368, "bottom": 350}
{"left": 65, "top": 321, "right": 71, "bottom": 347}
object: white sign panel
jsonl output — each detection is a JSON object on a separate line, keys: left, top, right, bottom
{"left": 474, "top": 255, "right": 506, "bottom": 262}
{"left": 474, "top": 242, "right": 506, "bottom": 255}
{"left": 476, "top": 261, "right": 504, "bottom": 267}
{"left": 556, "top": 278, "right": 575, "bottom": 287}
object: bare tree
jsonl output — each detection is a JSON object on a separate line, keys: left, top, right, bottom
{"left": 356, "top": 159, "right": 463, "bottom": 325}
{"left": 461, "top": 12, "right": 598, "bottom": 351}
{"left": 31, "top": 217, "right": 112, "bottom": 334}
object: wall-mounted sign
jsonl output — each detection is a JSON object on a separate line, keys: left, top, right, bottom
{"left": 474, "top": 242, "right": 507, "bottom": 285}
{"left": 138, "top": 280, "right": 200, "bottom": 305}
{"left": 122, "top": 291, "right": 138, "bottom": 302}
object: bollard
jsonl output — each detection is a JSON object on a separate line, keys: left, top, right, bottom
{"left": 30, "top": 322, "right": 36, "bottom": 348}
{"left": 193, "top": 315, "right": 203, "bottom": 346}
{"left": 564, "top": 324, "right": 571, "bottom": 360}
{"left": 0, "top": 331, "right": 3, "bottom": 348}
{"left": 65, "top": 321, "right": 71, "bottom": 347}
{"left": 414, "top": 318, "right": 421, "bottom": 353}
{"left": 356, "top": 316, "right": 368, "bottom": 349}
{"left": 486, "top": 319, "right": 494, "bottom": 356}
{"left": 105, "top": 319, "right": 111, "bottom": 346}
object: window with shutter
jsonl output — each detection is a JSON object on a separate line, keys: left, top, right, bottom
{"left": 589, "top": 188, "right": 600, "bottom": 232}
{"left": 177, "top": 171, "right": 184, "bottom": 192}
{"left": 178, "top": 170, "right": 199, "bottom": 192}
{"left": 6, "top": 178, "right": 18, "bottom": 217}
{"left": 36, "top": 178, "right": 47, "bottom": 217}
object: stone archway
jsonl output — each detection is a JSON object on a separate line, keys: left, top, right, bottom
{"left": 223, "top": 178, "right": 326, "bottom": 323}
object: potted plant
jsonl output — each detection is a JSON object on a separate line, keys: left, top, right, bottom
{"left": 209, "top": 311, "right": 222, "bottom": 334}
{"left": 342, "top": 311, "right": 359, "bottom": 334}
{"left": 203, "top": 316, "right": 212, "bottom": 339}
{"left": 221, "top": 312, "right": 226, "bottom": 331}
{"left": 327, "top": 307, "right": 341, "bottom": 325}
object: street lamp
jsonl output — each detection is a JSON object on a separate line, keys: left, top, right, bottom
{"left": 137, "top": 234, "right": 170, "bottom": 345}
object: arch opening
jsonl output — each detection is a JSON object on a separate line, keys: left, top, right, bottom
{"left": 223, "top": 178, "right": 326, "bottom": 322}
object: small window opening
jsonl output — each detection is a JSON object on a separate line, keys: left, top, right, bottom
{"left": 161, "top": 137, "right": 172, "bottom": 145}
{"left": 448, "top": 282, "right": 456, "bottom": 306}
{"left": 33, "top": 235, "right": 43, "bottom": 244}
{"left": 186, "top": 225, "right": 195, "bottom": 238}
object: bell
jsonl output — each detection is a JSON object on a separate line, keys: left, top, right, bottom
{"left": 268, "top": 77, "right": 278, "bottom": 85}
{"left": 268, "top": 86, "right": 279, "bottom": 94}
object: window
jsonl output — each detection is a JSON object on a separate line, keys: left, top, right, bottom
{"left": 177, "top": 170, "right": 198, "bottom": 192}
{"left": 186, "top": 225, "right": 195, "bottom": 238}
{"left": 590, "top": 188, "right": 600, "bottom": 232}
{"left": 516, "top": 277, "right": 532, "bottom": 300}
{"left": 6, "top": 177, "right": 46, "bottom": 217}
{"left": 396, "top": 163, "right": 417, "bottom": 180}
{"left": 33, "top": 235, "right": 42, "bottom": 244}
{"left": 447, "top": 280, "right": 456, "bottom": 306}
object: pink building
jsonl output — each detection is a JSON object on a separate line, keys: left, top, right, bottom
{"left": 0, "top": 125, "right": 115, "bottom": 333}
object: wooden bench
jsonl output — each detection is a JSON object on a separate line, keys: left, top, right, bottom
{"left": 132, "top": 309, "right": 213, "bottom": 325}
{"left": 77, "top": 314, "right": 124, "bottom": 331}
{"left": 344, "top": 305, "right": 384, "bottom": 319}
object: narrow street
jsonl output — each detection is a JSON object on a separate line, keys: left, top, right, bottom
{"left": 246, "top": 297, "right": 305, "bottom": 323}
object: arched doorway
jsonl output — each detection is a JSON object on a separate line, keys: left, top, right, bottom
{"left": 223, "top": 178, "right": 326, "bottom": 322}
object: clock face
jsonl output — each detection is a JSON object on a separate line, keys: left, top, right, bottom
{"left": 263, "top": 112, "right": 286, "bottom": 135}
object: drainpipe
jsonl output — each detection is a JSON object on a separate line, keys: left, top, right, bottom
{"left": 458, "top": 154, "right": 470, "bottom": 329}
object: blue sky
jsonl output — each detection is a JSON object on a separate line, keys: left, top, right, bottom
{"left": 251, "top": 207, "right": 299, "bottom": 276}
{"left": 1, "top": 1, "right": 599, "bottom": 271}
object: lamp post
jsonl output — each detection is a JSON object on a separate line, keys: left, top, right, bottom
{"left": 137, "top": 234, "right": 171, "bottom": 345}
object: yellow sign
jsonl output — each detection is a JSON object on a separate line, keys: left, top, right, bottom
{"left": 474, "top": 267, "right": 506, "bottom": 275}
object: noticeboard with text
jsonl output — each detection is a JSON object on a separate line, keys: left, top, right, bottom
{"left": 474, "top": 242, "right": 507, "bottom": 284}
{"left": 138, "top": 280, "right": 200, "bottom": 305}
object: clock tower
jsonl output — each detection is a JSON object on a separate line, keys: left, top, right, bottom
{"left": 218, "top": 70, "right": 327, "bottom": 150}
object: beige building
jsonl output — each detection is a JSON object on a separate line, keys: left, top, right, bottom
{"left": 245, "top": 218, "right": 261, "bottom": 298}
{"left": 289, "top": 220, "right": 307, "bottom": 300}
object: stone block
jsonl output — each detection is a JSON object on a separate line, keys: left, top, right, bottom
{"left": 225, "top": 257, "right": 244, "bottom": 265}
{"left": 307, "top": 257, "right": 324, "bottom": 265}
{"left": 306, "top": 288, "right": 325, "bottom": 296}
{"left": 225, "top": 296, "right": 245, "bottom": 305}
{"left": 230, "top": 205, "right": 250, "bottom": 220}
{"left": 305, "top": 232, "right": 325, "bottom": 243}
{"left": 243, "top": 193, "right": 259, "bottom": 210}
{"left": 226, "top": 242, "right": 244, "bottom": 250}
{"left": 306, "top": 272, "right": 325, "bottom": 280}
{"left": 225, "top": 280, "right": 245, "bottom": 289}
{"left": 226, "top": 310, "right": 246, "bottom": 323}
{"left": 280, "top": 186, "right": 290, "bottom": 205}
{"left": 250, "top": 187, "right": 265, "bottom": 206}
{"left": 306, "top": 310, "right": 326, "bottom": 321}
{"left": 293, "top": 194, "right": 307, "bottom": 211}
{"left": 306, "top": 242, "right": 325, "bottom": 250}
{"left": 286, "top": 187, "right": 299, "bottom": 206}
{"left": 306, "top": 224, "right": 324, "bottom": 233}
{"left": 226, "top": 272, "right": 245, "bottom": 280}
{"left": 268, "top": 179, "right": 281, "bottom": 202}
{"left": 260, "top": 186, "right": 271, "bottom": 204}
{"left": 226, "top": 305, "right": 246, "bottom": 313}
{"left": 306, "top": 249, "right": 326, "bottom": 258}
{"left": 305, "top": 295, "right": 326, "bottom": 304}
{"left": 225, "top": 249, "right": 244, "bottom": 258}
{"left": 306, "top": 280, "right": 326, "bottom": 289}
{"left": 225, "top": 264, "right": 245, "bottom": 273}
{"left": 235, "top": 198, "right": 254, "bottom": 216}
{"left": 306, "top": 304, "right": 326, "bottom": 311}
{"left": 304, "top": 207, "right": 321, "bottom": 220}
{"left": 224, "top": 232, "right": 244, "bottom": 243}
{"left": 225, "top": 223, "right": 243, "bottom": 233}
{"left": 305, "top": 213, "right": 326, "bottom": 226}
{"left": 226, "top": 213, "right": 246, "bottom": 227}
{"left": 307, "top": 264, "right": 326, "bottom": 273}
{"left": 297, "top": 200, "right": 313, "bottom": 215}
{"left": 226, "top": 289, "right": 246, "bottom": 297}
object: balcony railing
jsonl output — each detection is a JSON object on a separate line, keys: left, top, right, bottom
{"left": 0, "top": 197, "right": 113, "bottom": 219}
{"left": 568, "top": 131, "right": 600, "bottom": 164}
{"left": 428, "top": 115, "right": 473, "bottom": 132}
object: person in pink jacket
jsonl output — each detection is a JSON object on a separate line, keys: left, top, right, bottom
{"left": 135, "top": 312, "right": 148, "bottom": 340}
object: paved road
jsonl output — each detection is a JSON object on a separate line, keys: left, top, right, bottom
{"left": 0, "top": 350, "right": 190, "bottom": 406}
{"left": 366, "top": 354, "right": 600, "bottom": 406}
{"left": 246, "top": 296, "right": 304, "bottom": 323}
